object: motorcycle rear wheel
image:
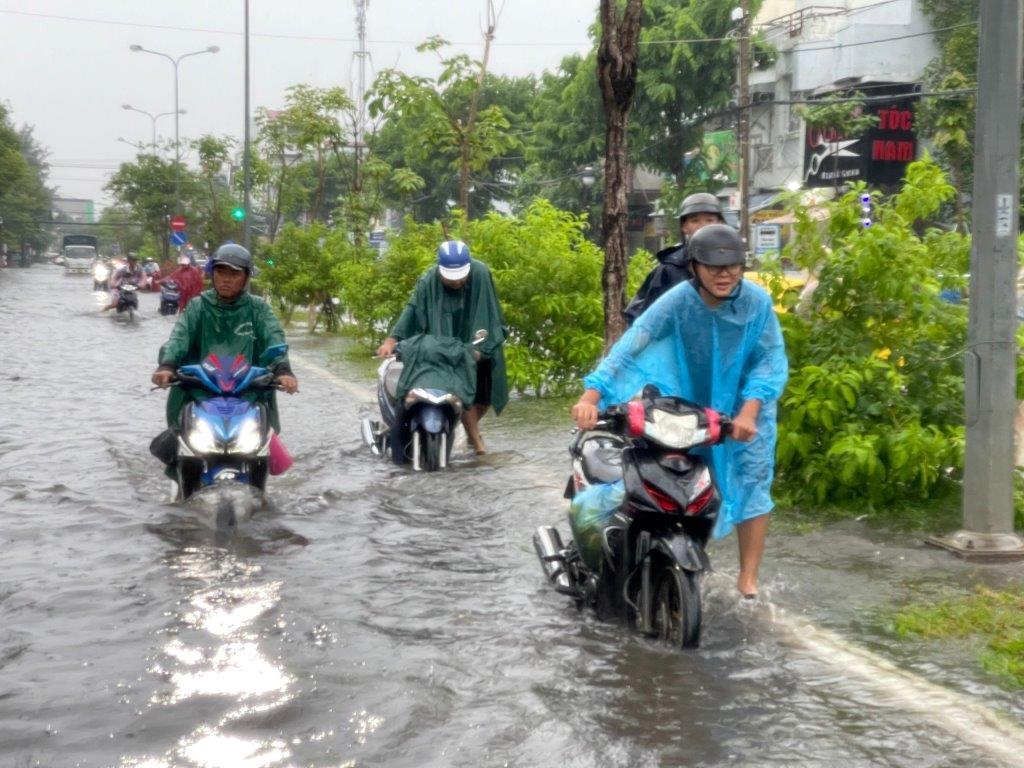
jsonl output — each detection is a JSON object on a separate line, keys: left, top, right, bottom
{"left": 652, "top": 565, "right": 701, "bottom": 648}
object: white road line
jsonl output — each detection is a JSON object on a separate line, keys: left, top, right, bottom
{"left": 288, "top": 350, "right": 375, "bottom": 402}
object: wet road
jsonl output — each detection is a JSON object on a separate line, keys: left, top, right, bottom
{"left": 2, "top": 266, "right": 1023, "bottom": 768}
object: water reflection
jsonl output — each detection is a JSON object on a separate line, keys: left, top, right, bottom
{"left": 124, "top": 526, "right": 299, "bottom": 768}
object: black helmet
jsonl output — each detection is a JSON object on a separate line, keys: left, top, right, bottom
{"left": 210, "top": 243, "right": 252, "bottom": 273}
{"left": 679, "top": 192, "right": 724, "bottom": 222}
{"left": 688, "top": 224, "right": 746, "bottom": 266}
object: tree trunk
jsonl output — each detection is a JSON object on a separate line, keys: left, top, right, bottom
{"left": 597, "top": 0, "right": 643, "bottom": 349}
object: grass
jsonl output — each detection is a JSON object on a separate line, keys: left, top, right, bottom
{"left": 894, "top": 586, "right": 1024, "bottom": 687}
{"left": 773, "top": 485, "right": 964, "bottom": 535}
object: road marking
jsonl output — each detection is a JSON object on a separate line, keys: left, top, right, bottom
{"left": 772, "top": 606, "right": 1024, "bottom": 764}
{"left": 288, "top": 350, "right": 375, "bottom": 402}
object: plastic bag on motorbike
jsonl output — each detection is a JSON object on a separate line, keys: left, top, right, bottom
{"left": 568, "top": 480, "right": 624, "bottom": 571}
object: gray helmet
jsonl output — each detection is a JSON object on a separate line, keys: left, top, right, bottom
{"left": 679, "top": 192, "right": 724, "bottom": 222}
{"left": 210, "top": 243, "right": 252, "bottom": 273}
{"left": 688, "top": 224, "right": 746, "bottom": 266}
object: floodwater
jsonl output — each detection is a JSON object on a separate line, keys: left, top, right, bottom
{"left": 2, "top": 265, "right": 1023, "bottom": 768}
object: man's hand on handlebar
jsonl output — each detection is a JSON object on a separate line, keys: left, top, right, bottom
{"left": 376, "top": 337, "right": 398, "bottom": 358}
{"left": 151, "top": 369, "right": 175, "bottom": 389}
{"left": 571, "top": 389, "right": 602, "bottom": 430}
{"left": 275, "top": 374, "right": 299, "bottom": 394}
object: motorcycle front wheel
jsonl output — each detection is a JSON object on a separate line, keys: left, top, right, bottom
{"left": 423, "top": 430, "right": 444, "bottom": 471}
{"left": 652, "top": 565, "right": 702, "bottom": 648}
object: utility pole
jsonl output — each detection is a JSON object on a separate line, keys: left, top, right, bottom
{"left": 928, "top": 0, "right": 1024, "bottom": 559}
{"left": 243, "top": 0, "right": 252, "bottom": 250}
{"left": 735, "top": 0, "right": 752, "bottom": 250}
{"left": 353, "top": 0, "right": 369, "bottom": 190}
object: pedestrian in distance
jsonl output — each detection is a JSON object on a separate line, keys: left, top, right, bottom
{"left": 572, "top": 224, "right": 788, "bottom": 598}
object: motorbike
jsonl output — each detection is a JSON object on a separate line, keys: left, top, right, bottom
{"left": 115, "top": 283, "right": 139, "bottom": 321}
{"left": 168, "top": 344, "right": 288, "bottom": 528}
{"left": 361, "top": 330, "right": 487, "bottom": 471}
{"left": 92, "top": 261, "right": 110, "bottom": 291}
{"left": 159, "top": 279, "right": 181, "bottom": 316}
{"left": 533, "top": 387, "right": 730, "bottom": 648}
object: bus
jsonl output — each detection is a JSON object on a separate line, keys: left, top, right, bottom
{"left": 63, "top": 234, "right": 99, "bottom": 274}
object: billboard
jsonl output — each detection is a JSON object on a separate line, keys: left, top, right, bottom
{"left": 802, "top": 84, "right": 918, "bottom": 188}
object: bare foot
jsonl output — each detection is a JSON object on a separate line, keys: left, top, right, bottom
{"left": 737, "top": 575, "right": 758, "bottom": 599}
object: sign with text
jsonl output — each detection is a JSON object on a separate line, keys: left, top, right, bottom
{"left": 803, "top": 83, "right": 918, "bottom": 188}
{"left": 754, "top": 224, "right": 781, "bottom": 254}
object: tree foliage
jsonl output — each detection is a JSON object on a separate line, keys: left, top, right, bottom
{"left": 774, "top": 158, "right": 969, "bottom": 505}
{"left": 0, "top": 105, "right": 53, "bottom": 255}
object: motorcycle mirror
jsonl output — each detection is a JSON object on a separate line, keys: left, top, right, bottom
{"left": 472, "top": 329, "right": 488, "bottom": 345}
{"left": 260, "top": 343, "right": 288, "bottom": 365}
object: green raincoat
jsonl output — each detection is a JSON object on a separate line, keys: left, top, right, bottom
{"left": 395, "top": 334, "right": 477, "bottom": 406}
{"left": 157, "top": 289, "right": 292, "bottom": 432}
{"left": 390, "top": 259, "right": 508, "bottom": 414}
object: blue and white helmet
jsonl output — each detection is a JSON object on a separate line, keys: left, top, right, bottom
{"left": 437, "top": 240, "right": 471, "bottom": 281}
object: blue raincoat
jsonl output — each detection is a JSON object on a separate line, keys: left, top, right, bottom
{"left": 583, "top": 279, "right": 788, "bottom": 539}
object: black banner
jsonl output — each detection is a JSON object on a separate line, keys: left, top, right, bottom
{"left": 802, "top": 83, "right": 918, "bottom": 188}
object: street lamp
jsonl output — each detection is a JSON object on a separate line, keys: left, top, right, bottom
{"left": 122, "top": 104, "right": 185, "bottom": 153}
{"left": 129, "top": 43, "right": 220, "bottom": 214}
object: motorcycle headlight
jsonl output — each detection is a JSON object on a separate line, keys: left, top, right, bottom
{"left": 186, "top": 419, "right": 219, "bottom": 454}
{"left": 228, "top": 418, "right": 261, "bottom": 454}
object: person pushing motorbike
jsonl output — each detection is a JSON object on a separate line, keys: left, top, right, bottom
{"left": 376, "top": 240, "right": 508, "bottom": 455}
{"left": 623, "top": 192, "right": 725, "bottom": 326}
{"left": 572, "top": 224, "right": 788, "bottom": 598}
{"left": 150, "top": 243, "right": 298, "bottom": 481}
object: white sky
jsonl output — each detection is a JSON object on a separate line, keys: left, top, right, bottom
{"left": 0, "top": 1, "right": 595, "bottom": 209}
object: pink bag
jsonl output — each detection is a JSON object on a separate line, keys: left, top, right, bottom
{"left": 268, "top": 430, "right": 294, "bottom": 475}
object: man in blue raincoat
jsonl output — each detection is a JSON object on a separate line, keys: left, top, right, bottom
{"left": 572, "top": 224, "right": 788, "bottom": 598}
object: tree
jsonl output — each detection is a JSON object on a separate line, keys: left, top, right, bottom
{"left": 0, "top": 105, "right": 53, "bottom": 256}
{"left": 106, "top": 155, "right": 199, "bottom": 254}
{"left": 192, "top": 134, "right": 237, "bottom": 248}
{"left": 597, "top": 0, "right": 643, "bottom": 348}
{"left": 368, "top": 18, "right": 518, "bottom": 221}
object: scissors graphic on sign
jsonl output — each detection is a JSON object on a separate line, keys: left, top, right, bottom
{"left": 805, "top": 138, "right": 860, "bottom": 181}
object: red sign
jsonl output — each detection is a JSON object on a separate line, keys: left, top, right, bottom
{"left": 170, "top": 215, "right": 186, "bottom": 232}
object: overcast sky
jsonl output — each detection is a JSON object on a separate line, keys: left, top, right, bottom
{"left": 0, "top": 1, "right": 595, "bottom": 210}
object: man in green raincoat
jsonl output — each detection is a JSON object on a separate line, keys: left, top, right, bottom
{"left": 151, "top": 244, "right": 298, "bottom": 458}
{"left": 376, "top": 240, "right": 508, "bottom": 454}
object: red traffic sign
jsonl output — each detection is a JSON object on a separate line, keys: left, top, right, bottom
{"left": 170, "top": 215, "right": 187, "bottom": 232}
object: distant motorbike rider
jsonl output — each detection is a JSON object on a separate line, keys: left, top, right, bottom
{"left": 159, "top": 254, "right": 204, "bottom": 311}
{"left": 573, "top": 224, "right": 788, "bottom": 598}
{"left": 375, "top": 240, "right": 508, "bottom": 455}
{"left": 623, "top": 192, "right": 725, "bottom": 326}
{"left": 150, "top": 243, "right": 298, "bottom": 477}
{"left": 100, "top": 253, "right": 145, "bottom": 312}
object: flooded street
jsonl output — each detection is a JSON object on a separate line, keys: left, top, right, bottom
{"left": 2, "top": 266, "right": 1023, "bottom": 768}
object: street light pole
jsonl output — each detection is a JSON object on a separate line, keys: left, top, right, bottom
{"left": 122, "top": 104, "right": 184, "bottom": 153}
{"left": 129, "top": 44, "right": 220, "bottom": 215}
{"left": 243, "top": 0, "right": 252, "bottom": 250}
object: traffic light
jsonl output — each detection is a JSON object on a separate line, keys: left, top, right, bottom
{"left": 231, "top": 206, "right": 246, "bottom": 222}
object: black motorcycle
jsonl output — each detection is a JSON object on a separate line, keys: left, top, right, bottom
{"left": 115, "top": 283, "right": 140, "bottom": 321}
{"left": 533, "top": 388, "right": 730, "bottom": 648}
{"left": 361, "top": 330, "right": 487, "bottom": 471}
{"left": 159, "top": 279, "right": 181, "bottom": 316}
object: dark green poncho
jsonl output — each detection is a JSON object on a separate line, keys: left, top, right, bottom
{"left": 394, "top": 334, "right": 477, "bottom": 406}
{"left": 390, "top": 259, "right": 508, "bottom": 413}
{"left": 157, "top": 289, "right": 292, "bottom": 431}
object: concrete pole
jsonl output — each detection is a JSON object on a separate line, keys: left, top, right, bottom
{"left": 737, "top": 0, "right": 752, "bottom": 250}
{"left": 929, "top": 0, "right": 1024, "bottom": 559}
{"left": 243, "top": 0, "right": 252, "bottom": 250}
